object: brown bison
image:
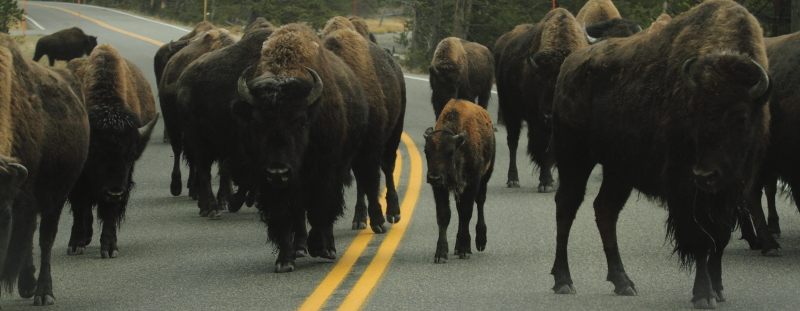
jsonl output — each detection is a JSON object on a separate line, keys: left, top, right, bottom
{"left": 233, "top": 24, "right": 369, "bottom": 272}
{"left": 495, "top": 8, "right": 586, "bottom": 190}
{"left": 176, "top": 26, "right": 276, "bottom": 219}
{"left": 550, "top": 1, "right": 770, "bottom": 308}
{"left": 153, "top": 21, "right": 215, "bottom": 86}
{"left": 159, "top": 29, "right": 235, "bottom": 200}
{"left": 429, "top": 37, "right": 493, "bottom": 121}
{"left": 640, "top": 13, "right": 671, "bottom": 35}
{"left": 348, "top": 16, "right": 378, "bottom": 44}
{"left": 33, "top": 27, "right": 97, "bottom": 66}
{"left": 575, "top": 0, "right": 641, "bottom": 43}
{"left": 66, "top": 44, "right": 158, "bottom": 259}
{"left": 737, "top": 30, "right": 800, "bottom": 256}
{"left": 322, "top": 17, "right": 407, "bottom": 232}
{"left": 0, "top": 33, "right": 90, "bottom": 306}
{"left": 424, "top": 99, "right": 495, "bottom": 263}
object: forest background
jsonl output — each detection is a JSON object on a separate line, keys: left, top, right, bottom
{"left": 7, "top": 0, "right": 800, "bottom": 70}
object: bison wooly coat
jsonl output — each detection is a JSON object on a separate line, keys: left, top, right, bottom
{"left": 347, "top": 16, "right": 378, "bottom": 44}
{"left": 176, "top": 26, "right": 276, "bottom": 219}
{"left": 423, "top": 99, "right": 494, "bottom": 263}
{"left": 575, "top": 0, "right": 640, "bottom": 44}
{"left": 429, "top": 37, "right": 493, "bottom": 121}
{"left": 153, "top": 21, "right": 215, "bottom": 86}
{"left": 550, "top": 0, "right": 770, "bottom": 308}
{"left": 232, "top": 23, "right": 369, "bottom": 273}
{"left": 322, "top": 17, "right": 407, "bottom": 233}
{"left": 0, "top": 33, "right": 90, "bottom": 306}
{"left": 159, "top": 29, "right": 235, "bottom": 201}
{"left": 495, "top": 8, "right": 586, "bottom": 191}
{"left": 66, "top": 43, "right": 158, "bottom": 260}
{"left": 737, "top": 31, "right": 800, "bottom": 256}
{"left": 33, "top": 27, "right": 97, "bottom": 67}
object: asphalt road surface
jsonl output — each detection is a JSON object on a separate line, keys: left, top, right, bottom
{"left": 5, "top": 2, "right": 800, "bottom": 310}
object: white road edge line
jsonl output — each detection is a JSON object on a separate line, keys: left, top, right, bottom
{"left": 35, "top": 1, "right": 191, "bottom": 32}
{"left": 403, "top": 75, "right": 498, "bottom": 94}
{"left": 24, "top": 16, "right": 45, "bottom": 30}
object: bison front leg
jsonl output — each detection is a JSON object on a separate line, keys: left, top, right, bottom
{"left": 353, "top": 159, "right": 387, "bottom": 233}
{"left": 67, "top": 200, "right": 93, "bottom": 255}
{"left": 764, "top": 178, "right": 780, "bottom": 238}
{"left": 707, "top": 230, "right": 730, "bottom": 305}
{"left": 432, "top": 187, "right": 451, "bottom": 263}
{"left": 97, "top": 202, "right": 120, "bottom": 259}
{"left": 504, "top": 116, "right": 522, "bottom": 188}
{"left": 593, "top": 172, "right": 636, "bottom": 296}
{"left": 691, "top": 248, "right": 718, "bottom": 309}
{"left": 454, "top": 184, "right": 478, "bottom": 259}
{"left": 33, "top": 206, "right": 65, "bottom": 306}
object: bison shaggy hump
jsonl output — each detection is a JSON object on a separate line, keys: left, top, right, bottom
{"left": 551, "top": 0, "right": 769, "bottom": 307}
{"left": 33, "top": 27, "right": 97, "bottom": 67}
{"left": 429, "top": 37, "right": 493, "bottom": 120}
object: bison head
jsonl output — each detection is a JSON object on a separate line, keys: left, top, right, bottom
{"left": 583, "top": 19, "right": 641, "bottom": 44}
{"left": 84, "top": 35, "right": 98, "bottom": 56}
{"left": 681, "top": 51, "right": 770, "bottom": 192}
{"left": 423, "top": 127, "right": 466, "bottom": 193}
{"left": 429, "top": 66, "right": 463, "bottom": 104}
{"left": 233, "top": 67, "right": 323, "bottom": 189}
{"left": 85, "top": 107, "right": 158, "bottom": 203}
{"left": 527, "top": 49, "right": 570, "bottom": 127}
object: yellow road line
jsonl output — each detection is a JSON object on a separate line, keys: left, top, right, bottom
{"left": 337, "top": 133, "right": 422, "bottom": 311}
{"left": 298, "top": 150, "right": 402, "bottom": 311}
{"left": 28, "top": 3, "right": 164, "bottom": 46}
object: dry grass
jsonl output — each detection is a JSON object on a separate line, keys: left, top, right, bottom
{"left": 364, "top": 17, "right": 407, "bottom": 34}
{"left": 13, "top": 36, "right": 68, "bottom": 69}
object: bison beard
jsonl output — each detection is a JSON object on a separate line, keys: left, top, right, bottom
{"left": 550, "top": 0, "right": 770, "bottom": 308}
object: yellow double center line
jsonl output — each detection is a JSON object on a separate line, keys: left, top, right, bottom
{"left": 29, "top": 4, "right": 425, "bottom": 310}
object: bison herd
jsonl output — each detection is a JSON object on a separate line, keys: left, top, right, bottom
{"left": 1, "top": 0, "right": 800, "bottom": 309}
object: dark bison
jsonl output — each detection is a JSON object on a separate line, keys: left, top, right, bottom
{"left": 65, "top": 44, "right": 158, "bottom": 259}
{"left": 495, "top": 8, "right": 586, "bottom": 190}
{"left": 153, "top": 21, "right": 215, "bottom": 86}
{"left": 737, "top": 30, "right": 800, "bottom": 256}
{"left": 550, "top": 0, "right": 770, "bottom": 308}
{"left": 233, "top": 24, "right": 369, "bottom": 272}
{"left": 176, "top": 26, "right": 276, "bottom": 218}
{"left": 0, "top": 33, "right": 90, "bottom": 306}
{"left": 33, "top": 27, "right": 97, "bottom": 67}
{"left": 429, "top": 37, "right": 493, "bottom": 121}
{"left": 492, "top": 24, "right": 532, "bottom": 73}
{"left": 575, "top": 0, "right": 641, "bottom": 43}
{"left": 423, "top": 99, "right": 495, "bottom": 263}
{"left": 322, "top": 17, "right": 406, "bottom": 232}
{"left": 159, "top": 29, "right": 235, "bottom": 199}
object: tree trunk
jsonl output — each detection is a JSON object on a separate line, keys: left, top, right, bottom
{"left": 793, "top": 0, "right": 800, "bottom": 32}
{"left": 452, "top": 0, "right": 473, "bottom": 39}
{"left": 411, "top": 3, "right": 423, "bottom": 51}
{"left": 427, "top": 0, "right": 443, "bottom": 59}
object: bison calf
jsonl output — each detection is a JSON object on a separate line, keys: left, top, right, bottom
{"left": 429, "top": 37, "right": 493, "bottom": 121}
{"left": 423, "top": 99, "right": 495, "bottom": 263}
{"left": 33, "top": 27, "right": 97, "bottom": 66}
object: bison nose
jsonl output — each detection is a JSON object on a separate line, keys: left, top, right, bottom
{"left": 427, "top": 174, "right": 443, "bottom": 184}
{"left": 266, "top": 163, "right": 292, "bottom": 187}
{"left": 692, "top": 166, "right": 720, "bottom": 190}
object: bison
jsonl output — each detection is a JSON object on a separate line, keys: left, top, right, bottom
{"left": 0, "top": 33, "right": 90, "bottom": 306}
{"left": 348, "top": 16, "right": 378, "bottom": 44}
{"left": 322, "top": 17, "right": 407, "bottom": 232}
{"left": 550, "top": 0, "right": 770, "bottom": 308}
{"left": 33, "top": 27, "right": 97, "bottom": 67}
{"left": 65, "top": 44, "right": 158, "bottom": 259}
{"left": 233, "top": 23, "right": 369, "bottom": 272}
{"left": 153, "top": 21, "right": 215, "bottom": 86}
{"left": 495, "top": 8, "right": 586, "bottom": 190}
{"left": 159, "top": 29, "right": 235, "bottom": 200}
{"left": 575, "top": 0, "right": 641, "bottom": 43}
{"left": 640, "top": 13, "right": 671, "bottom": 35}
{"left": 423, "top": 99, "right": 495, "bottom": 263}
{"left": 429, "top": 37, "right": 493, "bottom": 121}
{"left": 176, "top": 26, "right": 276, "bottom": 218}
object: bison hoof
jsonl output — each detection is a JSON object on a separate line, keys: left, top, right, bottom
{"left": 101, "top": 250, "right": 118, "bottom": 259}
{"left": 538, "top": 183, "right": 555, "bottom": 193}
{"left": 199, "top": 209, "right": 209, "bottom": 217}
{"left": 67, "top": 247, "right": 85, "bottom": 255}
{"left": 33, "top": 294, "right": 55, "bottom": 306}
{"left": 274, "top": 262, "right": 295, "bottom": 273}
{"left": 386, "top": 214, "right": 401, "bottom": 224}
{"left": 352, "top": 221, "right": 367, "bottom": 230}
{"left": 457, "top": 252, "right": 470, "bottom": 259}
{"left": 318, "top": 250, "right": 336, "bottom": 260}
{"left": 170, "top": 180, "right": 182, "bottom": 196}
{"left": 692, "top": 296, "right": 718, "bottom": 309}
{"left": 296, "top": 248, "right": 309, "bottom": 258}
{"left": 208, "top": 210, "right": 222, "bottom": 220}
{"left": 763, "top": 248, "right": 782, "bottom": 257}
{"left": 371, "top": 224, "right": 387, "bottom": 234}
{"left": 506, "top": 180, "right": 520, "bottom": 188}
{"left": 476, "top": 244, "right": 485, "bottom": 252}
{"left": 715, "top": 290, "right": 725, "bottom": 302}
{"left": 615, "top": 286, "right": 637, "bottom": 296}
{"left": 434, "top": 256, "right": 447, "bottom": 264}
{"left": 553, "top": 284, "right": 576, "bottom": 295}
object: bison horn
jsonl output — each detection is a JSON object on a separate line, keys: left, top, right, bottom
{"left": 681, "top": 57, "right": 698, "bottom": 89}
{"left": 748, "top": 60, "right": 769, "bottom": 99}
{"left": 7, "top": 163, "right": 28, "bottom": 188}
{"left": 139, "top": 112, "right": 159, "bottom": 139}
{"left": 305, "top": 67, "right": 323, "bottom": 107}
{"left": 238, "top": 66, "right": 254, "bottom": 104}
{"left": 583, "top": 23, "right": 599, "bottom": 44}
{"left": 423, "top": 127, "right": 434, "bottom": 139}
{"left": 635, "top": 25, "right": 643, "bottom": 33}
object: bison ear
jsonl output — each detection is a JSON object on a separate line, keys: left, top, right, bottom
{"left": 423, "top": 127, "right": 434, "bottom": 139}
{"left": 136, "top": 113, "right": 159, "bottom": 158}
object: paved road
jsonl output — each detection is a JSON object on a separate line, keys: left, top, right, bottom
{"left": 5, "top": 2, "right": 800, "bottom": 310}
